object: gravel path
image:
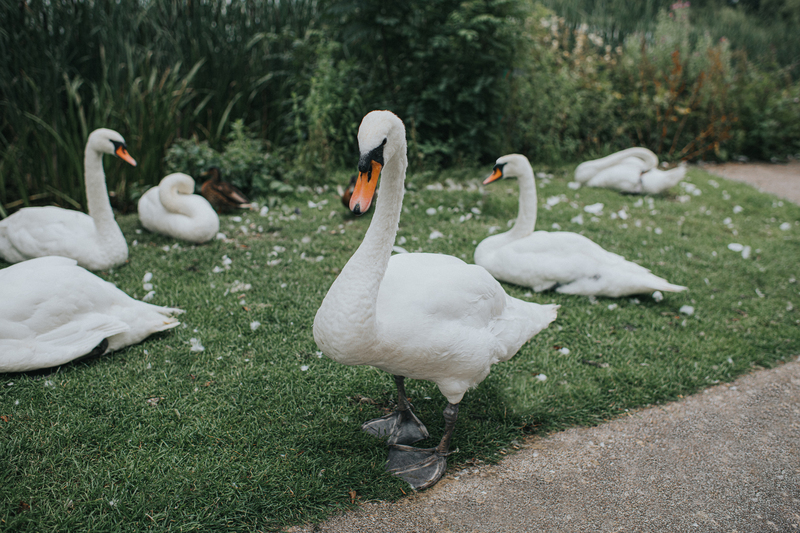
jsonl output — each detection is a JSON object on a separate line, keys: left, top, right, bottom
{"left": 291, "top": 163, "right": 800, "bottom": 533}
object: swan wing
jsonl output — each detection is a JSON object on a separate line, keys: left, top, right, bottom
{"left": 0, "top": 207, "right": 97, "bottom": 262}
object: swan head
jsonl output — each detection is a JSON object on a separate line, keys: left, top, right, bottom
{"left": 88, "top": 128, "right": 137, "bottom": 167}
{"left": 351, "top": 110, "right": 406, "bottom": 215}
{"left": 483, "top": 153, "right": 532, "bottom": 184}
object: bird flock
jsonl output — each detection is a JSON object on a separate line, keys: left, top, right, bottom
{"left": 0, "top": 112, "right": 691, "bottom": 490}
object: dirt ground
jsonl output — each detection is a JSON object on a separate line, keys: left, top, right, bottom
{"left": 290, "top": 163, "right": 800, "bottom": 533}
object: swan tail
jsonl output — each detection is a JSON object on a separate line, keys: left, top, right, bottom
{"left": 641, "top": 165, "right": 687, "bottom": 194}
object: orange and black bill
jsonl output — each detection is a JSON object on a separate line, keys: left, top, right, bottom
{"left": 483, "top": 163, "right": 505, "bottom": 185}
{"left": 350, "top": 160, "right": 381, "bottom": 215}
{"left": 112, "top": 141, "right": 137, "bottom": 167}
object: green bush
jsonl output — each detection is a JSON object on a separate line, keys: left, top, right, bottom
{"left": 164, "top": 120, "right": 290, "bottom": 199}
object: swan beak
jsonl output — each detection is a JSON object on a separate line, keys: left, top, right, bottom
{"left": 483, "top": 166, "right": 503, "bottom": 185}
{"left": 115, "top": 145, "right": 137, "bottom": 167}
{"left": 350, "top": 160, "right": 381, "bottom": 215}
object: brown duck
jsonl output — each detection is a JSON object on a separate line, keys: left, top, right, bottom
{"left": 199, "top": 167, "right": 252, "bottom": 212}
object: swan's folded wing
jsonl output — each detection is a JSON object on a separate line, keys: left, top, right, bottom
{"left": 3, "top": 208, "right": 97, "bottom": 259}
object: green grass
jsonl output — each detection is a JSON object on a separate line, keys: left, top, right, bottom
{"left": 1, "top": 166, "right": 799, "bottom": 531}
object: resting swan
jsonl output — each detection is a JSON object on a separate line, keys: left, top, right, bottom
{"left": 0, "top": 256, "right": 183, "bottom": 373}
{"left": 138, "top": 173, "right": 220, "bottom": 243}
{"left": 575, "top": 147, "right": 686, "bottom": 194}
{"left": 475, "top": 154, "right": 687, "bottom": 298}
{"left": 0, "top": 128, "right": 136, "bottom": 270}
{"left": 313, "top": 112, "right": 558, "bottom": 490}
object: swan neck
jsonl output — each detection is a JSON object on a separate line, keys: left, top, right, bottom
{"left": 83, "top": 146, "right": 117, "bottom": 230}
{"left": 510, "top": 167, "right": 538, "bottom": 237}
{"left": 160, "top": 182, "right": 195, "bottom": 217}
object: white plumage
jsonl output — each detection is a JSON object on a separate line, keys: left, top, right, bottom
{"left": 574, "top": 147, "right": 687, "bottom": 194}
{"left": 138, "top": 173, "right": 220, "bottom": 243}
{"left": 0, "top": 256, "right": 183, "bottom": 373}
{"left": 475, "top": 154, "right": 687, "bottom": 298}
{"left": 313, "top": 112, "right": 557, "bottom": 490}
{"left": 0, "top": 128, "right": 136, "bottom": 270}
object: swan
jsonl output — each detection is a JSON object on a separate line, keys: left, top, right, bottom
{"left": 138, "top": 173, "right": 220, "bottom": 243}
{"left": 575, "top": 147, "right": 687, "bottom": 194}
{"left": 199, "top": 167, "right": 252, "bottom": 212}
{"left": 313, "top": 111, "right": 558, "bottom": 490}
{"left": 0, "top": 256, "right": 184, "bottom": 373}
{"left": 475, "top": 154, "right": 687, "bottom": 297}
{"left": 0, "top": 128, "right": 136, "bottom": 270}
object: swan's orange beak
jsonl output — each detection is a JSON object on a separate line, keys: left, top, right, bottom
{"left": 350, "top": 160, "right": 381, "bottom": 215}
{"left": 483, "top": 166, "right": 503, "bottom": 185}
{"left": 116, "top": 145, "right": 137, "bottom": 167}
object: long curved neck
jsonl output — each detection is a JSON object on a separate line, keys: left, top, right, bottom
{"left": 509, "top": 165, "right": 538, "bottom": 238}
{"left": 83, "top": 146, "right": 119, "bottom": 237}
{"left": 159, "top": 178, "right": 196, "bottom": 217}
{"left": 316, "top": 142, "right": 407, "bottom": 358}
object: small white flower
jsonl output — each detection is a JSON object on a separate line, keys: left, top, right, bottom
{"left": 652, "top": 291, "right": 664, "bottom": 302}
{"left": 584, "top": 203, "right": 604, "bottom": 214}
{"left": 250, "top": 321, "right": 261, "bottom": 331}
{"left": 679, "top": 305, "right": 694, "bottom": 315}
{"left": 189, "top": 338, "right": 205, "bottom": 352}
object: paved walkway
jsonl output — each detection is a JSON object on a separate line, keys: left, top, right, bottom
{"left": 291, "top": 163, "right": 800, "bottom": 533}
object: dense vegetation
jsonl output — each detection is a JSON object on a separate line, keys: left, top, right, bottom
{"left": 1, "top": 0, "right": 799, "bottom": 212}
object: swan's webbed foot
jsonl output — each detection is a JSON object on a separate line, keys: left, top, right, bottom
{"left": 362, "top": 408, "right": 429, "bottom": 445}
{"left": 386, "top": 444, "right": 448, "bottom": 490}
{"left": 362, "top": 375, "right": 429, "bottom": 445}
{"left": 385, "top": 402, "right": 460, "bottom": 491}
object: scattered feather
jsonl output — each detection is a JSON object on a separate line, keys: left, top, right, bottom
{"left": 780, "top": 222, "right": 791, "bottom": 231}
{"left": 652, "top": 291, "right": 664, "bottom": 302}
{"left": 143, "top": 272, "right": 153, "bottom": 283}
{"left": 733, "top": 205, "right": 743, "bottom": 214}
{"left": 728, "top": 243, "right": 744, "bottom": 252}
{"left": 535, "top": 374, "right": 547, "bottom": 382}
{"left": 680, "top": 305, "right": 695, "bottom": 315}
{"left": 567, "top": 181, "right": 581, "bottom": 190}
{"left": 425, "top": 207, "right": 437, "bottom": 215}
{"left": 570, "top": 214, "right": 584, "bottom": 225}
{"left": 189, "top": 338, "right": 205, "bottom": 352}
{"left": 142, "top": 291, "right": 155, "bottom": 302}
{"left": 584, "top": 203, "right": 604, "bottom": 214}
{"left": 429, "top": 230, "right": 444, "bottom": 240}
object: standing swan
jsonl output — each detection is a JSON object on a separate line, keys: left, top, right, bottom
{"left": 575, "top": 147, "right": 686, "bottom": 194}
{"left": 138, "top": 173, "right": 220, "bottom": 243}
{"left": 314, "top": 112, "right": 558, "bottom": 490}
{"left": 475, "top": 154, "right": 687, "bottom": 297}
{"left": 0, "top": 128, "right": 136, "bottom": 270}
{"left": 0, "top": 256, "right": 183, "bottom": 373}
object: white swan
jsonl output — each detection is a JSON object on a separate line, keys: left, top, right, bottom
{"left": 313, "top": 112, "right": 558, "bottom": 490}
{"left": 575, "top": 147, "right": 687, "bottom": 194}
{"left": 475, "top": 154, "right": 687, "bottom": 298}
{"left": 138, "top": 173, "right": 220, "bottom": 243}
{"left": 0, "top": 256, "right": 184, "bottom": 373}
{"left": 0, "top": 128, "right": 136, "bottom": 270}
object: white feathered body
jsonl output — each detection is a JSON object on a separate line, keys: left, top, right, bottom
{"left": 0, "top": 128, "right": 132, "bottom": 270}
{"left": 476, "top": 154, "right": 686, "bottom": 298}
{"left": 475, "top": 230, "right": 685, "bottom": 297}
{"left": 574, "top": 147, "right": 686, "bottom": 194}
{"left": 0, "top": 206, "right": 127, "bottom": 271}
{"left": 0, "top": 256, "right": 183, "bottom": 372}
{"left": 314, "top": 112, "right": 557, "bottom": 405}
{"left": 138, "top": 173, "right": 219, "bottom": 243}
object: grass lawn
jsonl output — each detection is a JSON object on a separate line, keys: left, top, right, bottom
{"left": 1, "top": 165, "right": 798, "bottom": 531}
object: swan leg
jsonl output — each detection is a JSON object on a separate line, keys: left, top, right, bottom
{"left": 386, "top": 402, "right": 459, "bottom": 490}
{"left": 361, "top": 375, "right": 429, "bottom": 445}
